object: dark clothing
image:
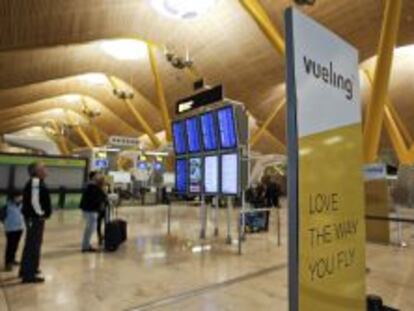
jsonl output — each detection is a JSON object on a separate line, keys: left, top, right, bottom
{"left": 97, "top": 209, "right": 105, "bottom": 243}
{"left": 20, "top": 177, "right": 50, "bottom": 281}
{"left": 5, "top": 230, "right": 23, "bottom": 265}
{"left": 265, "top": 182, "right": 280, "bottom": 208}
{"left": 79, "top": 183, "right": 107, "bottom": 213}
{"left": 256, "top": 184, "right": 266, "bottom": 200}
{"left": 20, "top": 218, "right": 45, "bottom": 280}
{"left": 22, "top": 178, "right": 52, "bottom": 219}
{"left": 245, "top": 187, "right": 266, "bottom": 209}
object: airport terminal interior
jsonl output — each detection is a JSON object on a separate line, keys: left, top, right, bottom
{"left": 0, "top": 0, "right": 414, "bottom": 310}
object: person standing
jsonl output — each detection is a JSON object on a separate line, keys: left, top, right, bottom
{"left": 96, "top": 182, "right": 110, "bottom": 246}
{"left": 265, "top": 177, "right": 281, "bottom": 209}
{"left": 3, "top": 190, "right": 25, "bottom": 271}
{"left": 20, "top": 162, "right": 52, "bottom": 283}
{"left": 80, "top": 173, "right": 107, "bottom": 252}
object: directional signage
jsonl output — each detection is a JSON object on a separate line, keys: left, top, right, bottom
{"left": 109, "top": 135, "right": 140, "bottom": 147}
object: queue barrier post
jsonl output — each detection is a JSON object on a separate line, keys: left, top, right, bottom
{"left": 200, "top": 195, "right": 207, "bottom": 240}
{"left": 395, "top": 204, "right": 407, "bottom": 247}
{"left": 276, "top": 207, "right": 281, "bottom": 247}
{"left": 226, "top": 197, "right": 233, "bottom": 244}
{"left": 214, "top": 196, "right": 219, "bottom": 237}
{"left": 167, "top": 202, "right": 172, "bottom": 236}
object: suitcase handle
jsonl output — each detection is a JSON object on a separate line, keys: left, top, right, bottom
{"left": 105, "top": 201, "right": 119, "bottom": 222}
{"left": 105, "top": 202, "right": 112, "bottom": 224}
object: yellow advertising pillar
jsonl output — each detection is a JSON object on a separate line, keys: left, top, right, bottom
{"left": 285, "top": 9, "right": 366, "bottom": 311}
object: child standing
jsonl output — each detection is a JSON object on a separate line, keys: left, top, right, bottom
{"left": 3, "top": 190, "right": 25, "bottom": 271}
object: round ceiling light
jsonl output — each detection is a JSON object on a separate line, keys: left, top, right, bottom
{"left": 151, "top": 0, "right": 217, "bottom": 20}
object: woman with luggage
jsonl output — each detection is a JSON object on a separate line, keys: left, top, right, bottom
{"left": 80, "top": 172, "right": 107, "bottom": 252}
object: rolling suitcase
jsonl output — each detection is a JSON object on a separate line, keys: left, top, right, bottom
{"left": 241, "top": 211, "right": 269, "bottom": 233}
{"left": 117, "top": 219, "right": 127, "bottom": 242}
{"left": 104, "top": 203, "right": 127, "bottom": 252}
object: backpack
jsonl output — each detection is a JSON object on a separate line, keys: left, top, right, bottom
{"left": 0, "top": 204, "right": 7, "bottom": 223}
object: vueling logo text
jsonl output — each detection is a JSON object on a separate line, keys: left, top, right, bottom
{"left": 303, "top": 56, "right": 354, "bottom": 101}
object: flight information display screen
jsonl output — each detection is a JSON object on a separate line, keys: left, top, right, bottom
{"left": 172, "top": 121, "right": 187, "bottom": 155}
{"left": 221, "top": 153, "right": 238, "bottom": 195}
{"left": 189, "top": 157, "right": 202, "bottom": 193}
{"left": 200, "top": 112, "right": 218, "bottom": 151}
{"left": 94, "top": 159, "right": 109, "bottom": 169}
{"left": 137, "top": 161, "right": 148, "bottom": 171}
{"left": 217, "top": 106, "right": 237, "bottom": 149}
{"left": 204, "top": 155, "right": 219, "bottom": 193}
{"left": 186, "top": 117, "right": 202, "bottom": 153}
{"left": 175, "top": 159, "right": 187, "bottom": 193}
{"left": 153, "top": 162, "right": 164, "bottom": 171}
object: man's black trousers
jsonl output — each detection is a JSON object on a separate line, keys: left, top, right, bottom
{"left": 20, "top": 218, "right": 45, "bottom": 280}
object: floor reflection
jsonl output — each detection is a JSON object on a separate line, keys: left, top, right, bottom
{"left": 0, "top": 202, "right": 412, "bottom": 310}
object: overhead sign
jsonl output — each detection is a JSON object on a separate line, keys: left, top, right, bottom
{"left": 364, "top": 163, "right": 387, "bottom": 181}
{"left": 176, "top": 85, "right": 223, "bottom": 114}
{"left": 109, "top": 135, "right": 140, "bottom": 147}
{"left": 285, "top": 8, "right": 366, "bottom": 311}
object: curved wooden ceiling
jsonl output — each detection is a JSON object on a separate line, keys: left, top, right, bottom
{"left": 0, "top": 0, "right": 413, "bottom": 153}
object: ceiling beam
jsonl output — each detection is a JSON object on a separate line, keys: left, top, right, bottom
{"left": 148, "top": 43, "right": 172, "bottom": 142}
{"left": 250, "top": 99, "right": 285, "bottom": 147}
{"left": 363, "top": 0, "right": 402, "bottom": 162}
{"left": 107, "top": 75, "right": 161, "bottom": 148}
{"left": 239, "top": 0, "right": 285, "bottom": 57}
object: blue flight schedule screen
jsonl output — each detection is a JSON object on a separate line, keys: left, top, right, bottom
{"left": 217, "top": 106, "right": 237, "bottom": 149}
{"left": 95, "top": 159, "right": 108, "bottom": 169}
{"left": 153, "top": 162, "right": 164, "bottom": 171}
{"left": 175, "top": 159, "right": 187, "bottom": 193}
{"left": 137, "top": 161, "right": 148, "bottom": 171}
{"left": 172, "top": 121, "right": 186, "bottom": 155}
{"left": 186, "top": 117, "right": 202, "bottom": 153}
{"left": 200, "top": 112, "right": 218, "bottom": 151}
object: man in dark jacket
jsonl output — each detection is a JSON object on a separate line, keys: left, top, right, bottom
{"left": 265, "top": 177, "right": 281, "bottom": 209}
{"left": 20, "top": 162, "right": 52, "bottom": 283}
{"left": 80, "top": 172, "right": 107, "bottom": 252}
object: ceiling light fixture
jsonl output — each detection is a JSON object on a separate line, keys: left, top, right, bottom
{"left": 99, "top": 39, "right": 148, "bottom": 60}
{"left": 151, "top": 0, "right": 217, "bottom": 20}
{"left": 78, "top": 73, "right": 108, "bottom": 85}
{"left": 61, "top": 95, "right": 80, "bottom": 104}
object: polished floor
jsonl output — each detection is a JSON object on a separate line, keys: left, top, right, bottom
{"left": 0, "top": 200, "right": 413, "bottom": 311}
